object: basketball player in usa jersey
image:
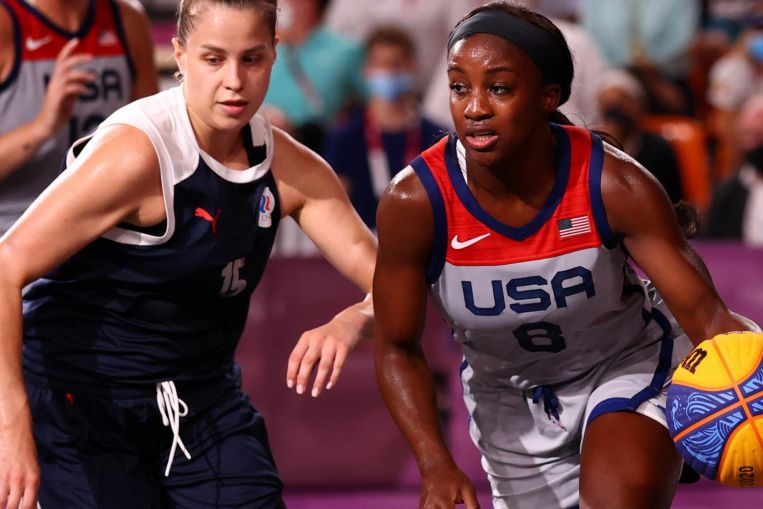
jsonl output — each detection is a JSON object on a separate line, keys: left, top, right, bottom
{"left": 0, "top": 0, "right": 158, "bottom": 235}
{"left": 374, "top": 3, "right": 758, "bottom": 509}
{"left": 0, "top": 1, "right": 375, "bottom": 508}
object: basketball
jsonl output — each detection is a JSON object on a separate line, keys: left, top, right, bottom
{"left": 667, "top": 331, "right": 763, "bottom": 487}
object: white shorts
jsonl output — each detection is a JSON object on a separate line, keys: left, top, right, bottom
{"left": 461, "top": 308, "right": 694, "bottom": 509}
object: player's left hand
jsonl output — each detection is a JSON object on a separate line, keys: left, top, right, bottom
{"left": 286, "top": 295, "right": 373, "bottom": 397}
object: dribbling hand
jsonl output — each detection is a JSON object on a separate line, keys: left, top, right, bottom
{"left": 420, "top": 465, "right": 480, "bottom": 509}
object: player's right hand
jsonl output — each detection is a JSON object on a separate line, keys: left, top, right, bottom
{"left": 34, "top": 38, "right": 95, "bottom": 137}
{"left": 419, "top": 465, "right": 480, "bottom": 509}
{"left": 0, "top": 399, "right": 40, "bottom": 509}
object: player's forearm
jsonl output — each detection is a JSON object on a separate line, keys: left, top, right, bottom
{"left": 375, "top": 341, "right": 458, "bottom": 474}
{"left": 333, "top": 294, "right": 374, "bottom": 346}
{"left": 0, "top": 120, "right": 52, "bottom": 183}
{"left": 0, "top": 268, "right": 30, "bottom": 425}
{"left": 333, "top": 233, "right": 376, "bottom": 293}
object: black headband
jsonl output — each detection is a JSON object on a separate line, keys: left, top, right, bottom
{"left": 447, "top": 10, "right": 570, "bottom": 103}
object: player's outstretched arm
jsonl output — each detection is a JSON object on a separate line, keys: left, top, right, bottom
{"left": 601, "top": 146, "right": 752, "bottom": 344}
{"left": 374, "top": 168, "right": 479, "bottom": 509}
{"left": 0, "top": 125, "right": 163, "bottom": 509}
{"left": 271, "top": 128, "right": 377, "bottom": 396}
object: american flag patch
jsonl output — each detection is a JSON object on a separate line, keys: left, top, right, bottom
{"left": 557, "top": 216, "right": 591, "bottom": 238}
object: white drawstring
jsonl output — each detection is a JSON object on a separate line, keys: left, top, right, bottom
{"left": 156, "top": 381, "right": 192, "bottom": 476}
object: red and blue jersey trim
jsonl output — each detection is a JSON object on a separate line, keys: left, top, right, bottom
{"left": 412, "top": 123, "right": 614, "bottom": 284}
{"left": 0, "top": 0, "right": 134, "bottom": 85}
{"left": 0, "top": 0, "right": 22, "bottom": 92}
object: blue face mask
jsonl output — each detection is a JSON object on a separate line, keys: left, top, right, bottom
{"left": 366, "top": 72, "right": 414, "bottom": 101}
{"left": 748, "top": 33, "right": 763, "bottom": 63}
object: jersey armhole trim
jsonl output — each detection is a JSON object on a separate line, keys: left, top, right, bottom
{"left": 588, "top": 133, "right": 618, "bottom": 249}
{"left": 69, "top": 121, "right": 176, "bottom": 246}
{"left": 410, "top": 155, "right": 447, "bottom": 284}
{"left": 20, "top": 0, "right": 96, "bottom": 38}
{"left": 0, "top": 2, "right": 22, "bottom": 92}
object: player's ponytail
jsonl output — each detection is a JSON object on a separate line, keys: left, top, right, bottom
{"left": 674, "top": 201, "right": 700, "bottom": 239}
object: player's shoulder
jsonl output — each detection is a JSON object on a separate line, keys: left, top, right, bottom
{"left": 375, "top": 165, "right": 435, "bottom": 259}
{"left": 599, "top": 140, "right": 676, "bottom": 235}
{"left": 271, "top": 125, "right": 321, "bottom": 170}
{"left": 78, "top": 123, "right": 158, "bottom": 165}
{"left": 114, "top": 0, "right": 147, "bottom": 17}
{"left": 270, "top": 125, "right": 341, "bottom": 194}
{"left": 113, "top": 0, "right": 150, "bottom": 32}
{"left": 378, "top": 165, "right": 431, "bottom": 221}
{"left": 600, "top": 141, "right": 659, "bottom": 196}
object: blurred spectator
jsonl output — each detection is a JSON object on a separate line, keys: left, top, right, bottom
{"left": 263, "top": 0, "right": 366, "bottom": 151}
{"left": 704, "top": 94, "right": 763, "bottom": 244}
{"left": 423, "top": 0, "right": 610, "bottom": 129}
{"left": 706, "top": 14, "right": 763, "bottom": 179}
{"left": 579, "top": 0, "right": 701, "bottom": 114}
{"left": 323, "top": 26, "right": 445, "bottom": 230}
{"left": 0, "top": 0, "right": 158, "bottom": 235}
{"left": 324, "top": 0, "right": 479, "bottom": 88}
{"left": 596, "top": 69, "right": 684, "bottom": 203}
{"left": 705, "top": 0, "right": 763, "bottom": 36}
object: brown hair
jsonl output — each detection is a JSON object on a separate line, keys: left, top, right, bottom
{"left": 365, "top": 26, "right": 416, "bottom": 60}
{"left": 176, "top": 0, "right": 278, "bottom": 44}
{"left": 452, "top": 1, "right": 575, "bottom": 125}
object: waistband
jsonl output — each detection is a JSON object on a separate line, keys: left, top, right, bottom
{"left": 23, "top": 363, "right": 243, "bottom": 401}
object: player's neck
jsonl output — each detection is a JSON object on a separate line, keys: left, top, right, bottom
{"left": 467, "top": 126, "right": 556, "bottom": 200}
{"left": 29, "top": 0, "right": 89, "bottom": 32}
{"left": 186, "top": 111, "right": 249, "bottom": 170}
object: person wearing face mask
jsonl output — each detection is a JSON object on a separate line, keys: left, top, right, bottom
{"left": 262, "top": 0, "right": 366, "bottom": 152}
{"left": 597, "top": 69, "right": 684, "bottom": 203}
{"left": 705, "top": 94, "right": 763, "bottom": 244}
{"left": 707, "top": 13, "right": 763, "bottom": 179}
{"left": 322, "top": 26, "right": 445, "bottom": 229}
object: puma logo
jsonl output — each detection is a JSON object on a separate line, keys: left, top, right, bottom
{"left": 195, "top": 207, "right": 221, "bottom": 233}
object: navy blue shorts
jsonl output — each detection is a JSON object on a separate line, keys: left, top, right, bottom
{"left": 26, "top": 376, "right": 284, "bottom": 509}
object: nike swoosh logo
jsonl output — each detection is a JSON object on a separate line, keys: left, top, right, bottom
{"left": 450, "top": 233, "right": 491, "bottom": 250}
{"left": 25, "top": 36, "right": 52, "bottom": 51}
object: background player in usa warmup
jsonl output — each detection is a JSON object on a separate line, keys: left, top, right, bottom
{"left": 0, "top": 0, "right": 376, "bottom": 508}
{"left": 373, "top": 2, "right": 758, "bottom": 509}
{"left": 0, "top": 0, "right": 159, "bottom": 236}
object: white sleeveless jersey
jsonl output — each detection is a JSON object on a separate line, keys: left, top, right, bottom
{"left": 23, "top": 85, "right": 281, "bottom": 387}
{"left": 411, "top": 125, "right": 673, "bottom": 390}
{"left": 0, "top": 0, "right": 134, "bottom": 234}
{"left": 87, "top": 84, "right": 275, "bottom": 246}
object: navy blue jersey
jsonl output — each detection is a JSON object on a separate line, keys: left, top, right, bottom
{"left": 22, "top": 86, "right": 281, "bottom": 389}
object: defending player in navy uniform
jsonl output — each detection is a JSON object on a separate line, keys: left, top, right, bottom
{"left": 0, "top": 0, "right": 158, "bottom": 235}
{"left": 0, "top": 1, "right": 376, "bottom": 508}
{"left": 373, "top": 3, "right": 759, "bottom": 509}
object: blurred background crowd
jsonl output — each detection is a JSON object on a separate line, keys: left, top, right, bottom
{"left": 2, "top": 1, "right": 762, "bottom": 504}
{"left": 3, "top": 0, "right": 763, "bottom": 250}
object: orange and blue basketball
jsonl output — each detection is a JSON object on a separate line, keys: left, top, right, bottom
{"left": 666, "top": 331, "right": 763, "bottom": 487}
